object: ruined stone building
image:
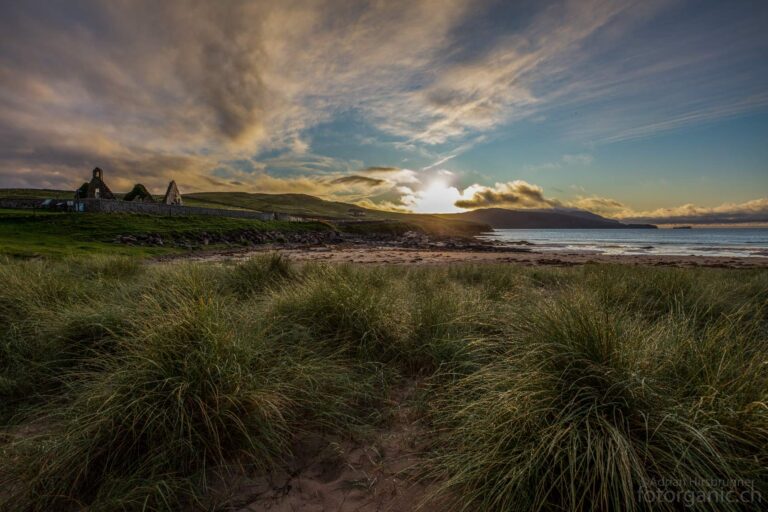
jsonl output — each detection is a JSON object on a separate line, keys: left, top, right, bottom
{"left": 75, "top": 168, "right": 182, "bottom": 205}
{"left": 163, "top": 180, "right": 183, "bottom": 205}
{"left": 77, "top": 167, "right": 116, "bottom": 199}
{"left": 124, "top": 184, "right": 155, "bottom": 202}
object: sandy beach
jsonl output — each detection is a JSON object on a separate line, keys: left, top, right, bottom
{"left": 173, "top": 243, "right": 768, "bottom": 269}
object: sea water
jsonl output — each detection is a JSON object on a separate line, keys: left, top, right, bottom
{"left": 479, "top": 228, "right": 768, "bottom": 258}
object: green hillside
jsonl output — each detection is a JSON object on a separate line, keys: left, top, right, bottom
{"left": 0, "top": 209, "right": 331, "bottom": 258}
{"left": 0, "top": 189, "right": 489, "bottom": 236}
{"left": 185, "top": 192, "right": 377, "bottom": 218}
{"left": 187, "top": 192, "right": 488, "bottom": 235}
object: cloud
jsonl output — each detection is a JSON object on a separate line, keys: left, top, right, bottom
{"left": 0, "top": 0, "right": 473, "bottom": 189}
{"left": 455, "top": 180, "right": 560, "bottom": 209}
{"left": 538, "top": 2, "right": 768, "bottom": 143}
{"left": 353, "top": 198, "right": 413, "bottom": 213}
{"left": 570, "top": 196, "right": 628, "bottom": 215}
{"left": 358, "top": 166, "right": 401, "bottom": 174}
{"left": 422, "top": 153, "right": 459, "bottom": 170}
{"left": 0, "top": 0, "right": 673, "bottom": 191}
{"left": 401, "top": 180, "right": 464, "bottom": 213}
{"left": 1, "top": 0, "right": 765, "bottom": 218}
{"left": 356, "top": 166, "right": 421, "bottom": 185}
{"left": 329, "top": 175, "right": 386, "bottom": 187}
{"left": 619, "top": 198, "right": 768, "bottom": 225}
{"left": 570, "top": 194, "right": 768, "bottom": 225}
{"left": 366, "top": 0, "right": 652, "bottom": 145}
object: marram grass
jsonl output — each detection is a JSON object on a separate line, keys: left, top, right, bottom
{"left": 427, "top": 292, "right": 767, "bottom": 511}
{"left": 0, "top": 257, "right": 765, "bottom": 511}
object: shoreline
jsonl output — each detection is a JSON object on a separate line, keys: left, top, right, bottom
{"left": 162, "top": 243, "right": 768, "bottom": 269}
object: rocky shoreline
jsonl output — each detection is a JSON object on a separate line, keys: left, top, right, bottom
{"left": 114, "top": 228, "right": 343, "bottom": 249}
{"left": 115, "top": 229, "right": 533, "bottom": 253}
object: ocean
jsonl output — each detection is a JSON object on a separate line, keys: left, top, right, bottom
{"left": 479, "top": 228, "right": 768, "bottom": 258}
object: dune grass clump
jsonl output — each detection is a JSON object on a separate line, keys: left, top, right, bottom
{"left": 1, "top": 301, "right": 131, "bottom": 416}
{"left": 67, "top": 254, "right": 143, "bottom": 280}
{"left": 264, "top": 264, "right": 511, "bottom": 372}
{"left": 226, "top": 252, "right": 297, "bottom": 297}
{"left": 0, "top": 260, "right": 92, "bottom": 418}
{"left": 2, "top": 296, "right": 285, "bottom": 510}
{"left": 265, "top": 264, "right": 416, "bottom": 363}
{"left": 1, "top": 278, "right": 379, "bottom": 511}
{"left": 406, "top": 271, "right": 504, "bottom": 374}
{"left": 0, "top": 257, "right": 152, "bottom": 421}
{"left": 0, "top": 259, "right": 80, "bottom": 331}
{"left": 428, "top": 291, "right": 768, "bottom": 511}
{"left": 586, "top": 265, "right": 768, "bottom": 325}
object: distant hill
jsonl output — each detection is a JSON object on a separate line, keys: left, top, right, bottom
{"left": 440, "top": 208, "right": 657, "bottom": 229}
{"left": 185, "top": 192, "right": 385, "bottom": 219}
{"left": 182, "top": 192, "right": 488, "bottom": 235}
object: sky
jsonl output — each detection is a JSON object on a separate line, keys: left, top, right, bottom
{"left": 0, "top": 0, "right": 766, "bottom": 224}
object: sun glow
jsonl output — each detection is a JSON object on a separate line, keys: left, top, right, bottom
{"left": 407, "top": 180, "right": 465, "bottom": 213}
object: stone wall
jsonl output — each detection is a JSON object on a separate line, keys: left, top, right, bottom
{"left": 0, "top": 197, "right": 52, "bottom": 209}
{"left": 81, "top": 199, "right": 304, "bottom": 221}
{"left": 0, "top": 197, "right": 307, "bottom": 222}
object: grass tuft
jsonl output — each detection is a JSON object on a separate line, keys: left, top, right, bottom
{"left": 428, "top": 291, "right": 768, "bottom": 511}
{"left": 226, "top": 252, "right": 297, "bottom": 297}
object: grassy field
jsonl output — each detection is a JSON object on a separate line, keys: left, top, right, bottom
{"left": 0, "top": 209, "right": 334, "bottom": 258}
{"left": 1, "top": 188, "right": 380, "bottom": 217}
{"left": 0, "top": 256, "right": 765, "bottom": 511}
{"left": 185, "top": 192, "right": 486, "bottom": 233}
{"left": 0, "top": 206, "right": 485, "bottom": 259}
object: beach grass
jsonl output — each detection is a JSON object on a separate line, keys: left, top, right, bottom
{"left": 0, "top": 256, "right": 765, "bottom": 510}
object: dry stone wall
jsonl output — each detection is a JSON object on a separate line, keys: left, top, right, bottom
{"left": 0, "top": 198, "right": 46, "bottom": 209}
{"left": 0, "top": 197, "right": 305, "bottom": 222}
{"left": 83, "top": 199, "right": 303, "bottom": 221}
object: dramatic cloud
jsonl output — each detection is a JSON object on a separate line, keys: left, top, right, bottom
{"left": 570, "top": 196, "right": 629, "bottom": 216}
{"left": 0, "top": 0, "right": 765, "bottom": 220}
{"left": 369, "top": 0, "right": 644, "bottom": 144}
{"left": 0, "top": 0, "right": 471, "bottom": 191}
{"left": 569, "top": 195, "right": 768, "bottom": 225}
{"left": 455, "top": 180, "right": 560, "bottom": 209}
{"left": 620, "top": 198, "right": 768, "bottom": 225}
{"left": 329, "top": 175, "right": 386, "bottom": 187}
{"left": 356, "top": 166, "right": 420, "bottom": 185}
{"left": 359, "top": 167, "right": 401, "bottom": 174}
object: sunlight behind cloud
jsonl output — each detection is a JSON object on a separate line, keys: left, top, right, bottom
{"left": 407, "top": 180, "right": 464, "bottom": 213}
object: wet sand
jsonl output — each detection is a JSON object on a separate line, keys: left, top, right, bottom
{"left": 171, "top": 244, "right": 768, "bottom": 269}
